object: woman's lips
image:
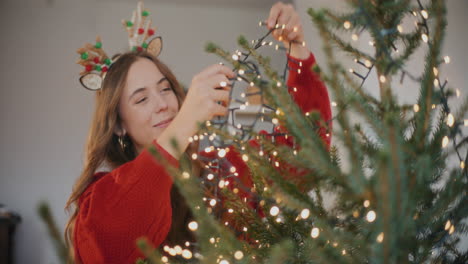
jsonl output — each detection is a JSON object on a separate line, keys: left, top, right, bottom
{"left": 153, "top": 118, "right": 173, "bottom": 128}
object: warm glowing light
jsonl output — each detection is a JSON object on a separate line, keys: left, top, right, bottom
{"left": 182, "top": 172, "right": 190, "bottom": 179}
{"left": 343, "top": 21, "right": 351, "bottom": 29}
{"left": 377, "top": 232, "right": 384, "bottom": 243}
{"left": 352, "top": 34, "right": 359, "bottom": 41}
{"left": 191, "top": 153, "right": 198, "bottom": 160}
{"left": 363, "top": 200, "right": 370, "bottom": 208}
{"left": 300, "top": 209, "right": 310, "bottom": 219}
{"left": 182, "top": 249, "right": 192, "bottom": 259}
{"left": 364, "top": 60, "right": 372, "bottom": 68}
{"left": 232, "top": 54, "right": 239, "bottom": 60}
{"left": 311, "top": 227, "right": 320, "bottom": 238}
{"left": 397, "top": 25, "right": 403, "bottom": 33}
{"left": 444, "top": 56, "right": 451, "bottom": 64}
{"left": 218, "top": 149, "right": 226, "bottom": 158}
{"left": 445, "top": 220, "right": 451, "bottom": 230}
{"left": 188, "top": 221, "right": 198, "bottom": 231}
{"left": 242, "top": 154, "right": 249, "bottom": 162}
{"left": 421, "top": 34, "right": 429, "bottom": 42}
{"left": 234, "top": 251, "right": 244, "bottom": 260}
{"left": 447, "top": 113, "right": 455, "bottom": 127}
{"left": 421, "top": 10, "right": 429, "bottom": 19}
{"left": 379, "top": 75, "right": 386, "bottom": 83}
{"left": 366, "top": 210, "right": 376, "bottom": 222}
{"left": 442, "top": 136, "right": 449, "bottom": 148}
{"left": 270, "top": 206, "right": 280, "bottom": 216}
{"left": 413, "top": 104, "right": 420, "bottom": 113}
{"left": 210, "top": 199, "right": 217, "bottom": 206}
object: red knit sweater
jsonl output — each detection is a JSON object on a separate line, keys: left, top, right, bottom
{"left": 73, "top": 52, "right": 331, "bottom": 263}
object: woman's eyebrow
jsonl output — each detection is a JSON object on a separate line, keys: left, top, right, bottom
{"left": 128, "top": 87, "right": 146, "bottom": 102}
{"left": 128, "top": 77, "right": 169, "bottom": 102}
{"left": 157, "top": 77, "right": 168, "bottom": 85}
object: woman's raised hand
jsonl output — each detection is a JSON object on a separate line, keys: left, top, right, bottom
{"left": 180, "top": 64, "right": 235, "bottom": 125}
{"left": 266, "top": 2, "right": 310, "bottom": 59}
{"left": 157, "top": 64, "right": 234, "bottom": 158}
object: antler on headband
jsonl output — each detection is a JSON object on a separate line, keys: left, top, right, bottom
{"left": 76, "top": 1, "right": 163, "bottom": 91}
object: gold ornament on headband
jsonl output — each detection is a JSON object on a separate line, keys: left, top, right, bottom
{"left": 76, "top": 1, "right": 163, "bottom": 91}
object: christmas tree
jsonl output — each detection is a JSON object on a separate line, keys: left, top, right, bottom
{"left": 40, "top": 0, "right": 467, "bottom": 263}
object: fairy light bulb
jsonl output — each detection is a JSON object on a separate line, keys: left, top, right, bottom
{"left": 461, "top": 161, "right": 465, "bottom": 169}
{"left": 270, "top": 206, "right": 280, "bottom": 216}
{"left": 232, "top": 54, "right": 239, "bottom": 61}
{"left": 311, "top": 227, "right": 320, "bottom": 238}
{"left": 379, "top": 75, "right": 386, "bottom": 83}
{"left": 343, "top": 21, "right": 351, "bottom": 29}
{"left": 207, "top": 173, "right": 214, "bottom": 180}
{"left": 169, "top": 248, "right": 177, "bottom": 256}
{"left": 238, "top": 69, "right": 245, "bottom": 75}
{"left": 174, "top": 245, "right": 182, "bottom": 255}
{"left": 397, "top": 25, "right": 403, "bottom": 33}
{"left": 242, "top": 154, "right": 249, "bottom": 162}
{"left": 445, "top": 220, "right": 451, "bottom": 230}
{"left": 218, "top": 148, "right": 226, "bottom": 158}
{"left": 363, "top": 200, "right": 370, "bottom": 208}
{"left": 230, "top": 166, "right": 236, "bottom": 173}
{"left": 234, "top": 251, "right": 244, "bottom": 260}
{"left": 442, "top": 136, "right": 449, "bottom": 148}
{"left": 275, "top": 161, "right": 280, "bottom": 167}
{"left": 182, "top": 171, "right": 190, "bottom": 179}
{"left": 376, "top": 232, "right": 384, "bottom": 243}
{"left": 191, "top": 153, "right": 198, "bottom": 160}
{"left": 447, "top": 113, "right": 455, "bottom": 127}
{"left": 188, "top": 221, "right": 198, "bottom": 231}
{"left": 413, "top": 104, "right": 420, "bottom": 113}
{"left": 209, "top": 237, "right": 215, "bottom": 244}
{"left": 272, "top": 118, "right": 279, "bottom": 125}
{"left": 465, "top": 120, "right": 468, "bottom": 126}
{"left": 365, "top": 60, "right": 372, "bottom": 68}
{"left": 218, "top": 180, "right": 225, "bottom": 188}
{"left": 349, "top": 68, "right": 354, "bottom": 73}
{"left": 421, "top": 34, "right": 429, "bottom": 43}
{"left": 352, "top": 34, "right": 359, "bottom": 41}
{"left": 220, "top": 260, "right": 230, "bottom": 264}
{"left": 300, "top": 209, "right": 310, "bottom": 219}
{"left": 421, "top": 10, "right": 429, "bottom": 19}
{"left": 342, "top": 249, "right": 346, "bottom": 255}
{"left": 456, "top": 89, "right": 460, "bottom": 98}
{"left": 332, "top": 101, "right": 338, "bottom": 107}
{"left": 366, "top": 210, "right": 376, "bottom": 222}
{"left": 449, "top": 225, "right": 455, "bottom": 234}
{"left": 161, "top": 256, "right": 169, "bottom": 263}
{"left": 210, "top": 199, "right": 217, "bottom": 206}
{"left": 444, "top": 56, "right": 451, "bottom": 64}
{"left": 182, "top": 249, "right": 192, "bottom": 259}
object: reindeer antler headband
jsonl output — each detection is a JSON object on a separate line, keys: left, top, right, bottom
{"left": 76, "top": 1, "right": 162, "bottom": 91}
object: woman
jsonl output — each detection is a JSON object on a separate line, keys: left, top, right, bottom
{"left": 66, "top": 2, "right": 331, "bottom": 263}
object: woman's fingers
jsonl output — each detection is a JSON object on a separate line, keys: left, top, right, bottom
{"left": 210, "top": 89, "right": 230, "bottom": 103}
{"left": 197, "top": 64, "right": 235, "bottom": 80}
{"left": 267, "top": 2, "right": 304, "bottom": 43}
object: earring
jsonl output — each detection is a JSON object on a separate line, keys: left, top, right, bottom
{"left": 118, "top": 135, "right": 126, "bottom": 150}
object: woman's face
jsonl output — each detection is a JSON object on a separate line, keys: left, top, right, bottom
{"left": 118, "top": 58, "right": 179, "bottom": 153}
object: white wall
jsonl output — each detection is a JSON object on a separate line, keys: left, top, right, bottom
{"left": 0, "top": 0, "right": 466, "bottom": 263}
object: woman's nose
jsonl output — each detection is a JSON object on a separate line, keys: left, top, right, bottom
{"left": 152, "top": 94, "right": 168, "bottom": 113}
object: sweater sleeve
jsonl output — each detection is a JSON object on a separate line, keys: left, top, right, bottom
{"left": 74, "top": 141, "right": 178, "bottom": 263}
{"left": 286, "top": 52, "right": 332, "bottom": 147}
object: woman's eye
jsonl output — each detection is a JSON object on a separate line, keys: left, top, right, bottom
{"left": 162, "top": 87, "right": 172, "bottom": 92}
{"left": 136, "top": 97, "right": 147, "bottom": 104}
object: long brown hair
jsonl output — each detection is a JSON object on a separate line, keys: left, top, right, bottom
{"left": 65, "top": 51, "right": 198, "bottom": 261}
